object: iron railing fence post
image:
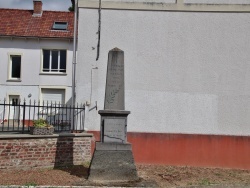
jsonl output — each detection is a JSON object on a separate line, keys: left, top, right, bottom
{"left": 17, "top": 99, "right": 21, "bottom": 131}
{"left": 1, "top": 99, "right": 6, "bottom": 131}
{"left": 22, "top": 101, "right": 26, "bottom": 133}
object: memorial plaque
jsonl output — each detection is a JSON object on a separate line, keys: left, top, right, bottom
{"left": 104, "top": 48, "right": 125, "bottom": 110}
{"left": 103, "top": 118, "right": 126, "bottom": 143}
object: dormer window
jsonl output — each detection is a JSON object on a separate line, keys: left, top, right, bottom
{"left": 52, "top": 22, "right": 68, "bottom": 30}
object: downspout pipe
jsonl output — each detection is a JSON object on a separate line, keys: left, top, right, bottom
{"left": 71, "top": 0, "right": 78, "bottom": 131}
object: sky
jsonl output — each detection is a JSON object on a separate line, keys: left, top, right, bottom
{"left": 0, "top": 0, "right": 72, "bottom": 11}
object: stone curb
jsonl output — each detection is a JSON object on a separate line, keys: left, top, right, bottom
{"left": 0, "top": 187, "right": 147, "bottom": 188}
{"left": 178, "top": 185, "right": 250, "bottom": 188}
{"left": 1, "top": 184, "right": 250, "bottom": 188}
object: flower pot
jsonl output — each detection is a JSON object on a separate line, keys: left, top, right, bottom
{"left": 30, "top": 126, "right": 54, "bottom": 135}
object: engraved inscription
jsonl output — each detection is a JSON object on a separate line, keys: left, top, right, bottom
{"left": 106, "top": 63, "right": 124, "bottom": 103}
{"left": 103, "top": 118, "right": 126, "bottom": 143}
{"left": 104, "top": 50, "right": 125, "bottom": 110}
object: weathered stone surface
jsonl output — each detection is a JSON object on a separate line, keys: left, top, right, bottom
{"left": 88, "top": 150, "right": 139, "bottom": 183}
{"left": 99, "top": 109, "right": 130, "bottom": 115}
{"left": 103, "top": 118, "right": 126, "bottom": 143}
{"left": 95, "top": 142, "right": 132, "bottom": 151}
{"left": 99, "top": 110, "right": 130, "bottom": 143}
{"left": 104, "top": 48, "right": 125, "bottom": 110}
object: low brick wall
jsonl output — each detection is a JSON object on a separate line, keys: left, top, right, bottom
{"left": 0, "top": 133, "right": 92, "bottom": 169}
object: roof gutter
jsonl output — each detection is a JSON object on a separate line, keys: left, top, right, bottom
{"left": 0, "top": 35, "right": 73, "bottom": 41}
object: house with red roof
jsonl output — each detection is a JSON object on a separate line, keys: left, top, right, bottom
{"left": 0, "top": 0, "right": 74, "bottom": 108}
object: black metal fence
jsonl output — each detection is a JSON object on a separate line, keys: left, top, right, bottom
{"left": 0, "top": 99, "right": 85, "bottom": 133}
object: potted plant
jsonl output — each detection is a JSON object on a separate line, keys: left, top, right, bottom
{"left": 30, "top": 119, "right": 54, "bottom": 135}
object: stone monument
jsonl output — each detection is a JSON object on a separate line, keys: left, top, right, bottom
{"left": 88, "top": 48, "right": 138, "bottom": 183}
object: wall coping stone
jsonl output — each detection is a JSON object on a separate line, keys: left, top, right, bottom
{"left": 0, "top": 133, "right": 93, "bottom": 140}
{"left": 78, "top": 0, "right": 250, "bottom": 12}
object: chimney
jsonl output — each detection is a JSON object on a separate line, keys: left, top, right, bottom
{"left": 33, "top": 0, "right": 43, "bottom": 17}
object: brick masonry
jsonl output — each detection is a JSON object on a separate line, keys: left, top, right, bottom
{"left": 0, "top": 133, "right": 92, "bottom": 169}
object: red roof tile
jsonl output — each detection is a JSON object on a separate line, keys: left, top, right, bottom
{"left": 0, "top": 9, "right": 74, "bottom": 39}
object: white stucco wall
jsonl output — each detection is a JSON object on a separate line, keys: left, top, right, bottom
{"left": 76, "top": 6, "right": 250, "bottom": 135}
{"left": 185, "top": 0, "right": 250, "bottom": 4}
{"left": 0, "top": 38, "right": 73, "bottom": 104}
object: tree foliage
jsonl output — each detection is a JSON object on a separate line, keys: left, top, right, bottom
{"left": 68, "top": 0, "right": 75, "bottom": 11}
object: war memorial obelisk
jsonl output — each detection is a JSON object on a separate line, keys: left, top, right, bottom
{"left": 88, "top": 48, "right": 138, "bottom": 182}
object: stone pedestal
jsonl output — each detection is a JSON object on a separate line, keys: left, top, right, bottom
{"left": 88, "top": 142, "right": 138, "bottom": 183}
{"left": 88, "top": 110, "right": 139, "bottom": 183}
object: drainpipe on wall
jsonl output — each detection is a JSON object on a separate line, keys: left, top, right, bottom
{"left": 71, "top": 0, "right": 78, "bottom": 131}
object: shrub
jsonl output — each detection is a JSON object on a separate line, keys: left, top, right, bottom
{"left": 33, "top": 119, "right": 52, "bottom": 128}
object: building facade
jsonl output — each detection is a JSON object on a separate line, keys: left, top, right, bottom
{"left": 76, "top": 0, "right": 250, "bottom": 169}
{"left": 0, "top": 0, "right": 74, "bottom": 107}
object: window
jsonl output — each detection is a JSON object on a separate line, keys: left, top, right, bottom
{"left": 52, "top": 22, "right": 68, "bottom": 30}
{"left": 9, "top": 55, "right": 21, "bottom": 80}
{"left": 42, "top": 49, "right": 66, "bottom": 73}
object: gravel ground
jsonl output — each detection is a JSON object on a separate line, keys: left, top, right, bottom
{"left": 137, "top": 165, "right": 250, "bottom": 187}
{"left": 0, "top": 164, "right": 250, "bottom": 187}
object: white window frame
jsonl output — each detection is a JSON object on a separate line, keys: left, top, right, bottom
{"left": 8, "top": 53, "right": 22, "bottom": 81}
{"left": 41, "top": 49, "right": 67, "bottom": 73}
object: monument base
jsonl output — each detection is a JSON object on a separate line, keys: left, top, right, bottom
{"left": 88, "top": 142, "right": 139, "bottom": 183}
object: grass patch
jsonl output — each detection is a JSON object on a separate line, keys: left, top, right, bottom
{"left": 199, "top": 178, "right": 212, "bottom": 186}
{"left": 24, "top": 182, "right": 38, "bottom": 187}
